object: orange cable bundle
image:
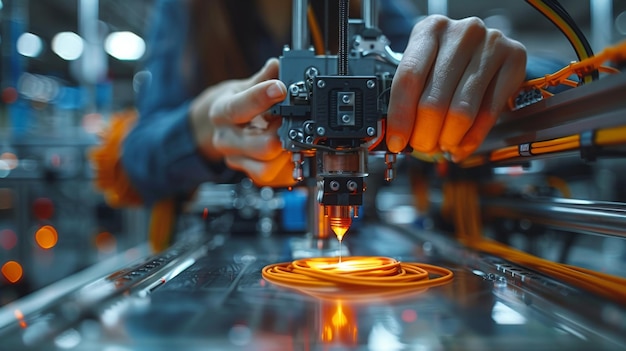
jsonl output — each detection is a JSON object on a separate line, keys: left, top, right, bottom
{"left": 262, "top": 256, "right": 453, "bottom": 301}
{"left": 88, "top": 109, "right": 143, "bottom": 207}
{"left": 445, "top": 180, "right": 626, "bottom": 303}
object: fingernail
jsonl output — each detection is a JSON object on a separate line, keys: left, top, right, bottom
{"left": 387, "top": 135, "right": 405, "bottom": 152}
{"left": 266, "top": 82, "right": 285, "bottom": 99}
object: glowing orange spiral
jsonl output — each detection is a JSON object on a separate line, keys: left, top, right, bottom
{"left": 262, "top": 256, "right": 453, "bottom": 300}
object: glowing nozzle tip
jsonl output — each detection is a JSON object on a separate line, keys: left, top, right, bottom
{"left": 329, "top": 216, "right": 352, "bottom": 241}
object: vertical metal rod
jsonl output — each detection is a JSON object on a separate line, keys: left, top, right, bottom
{"left": 79, "top": 0, "right": 105, "bottom": 111}
{"left": 292, "top": 0, "right": 309, "bottom": 50}
{"left": 362, "top": 0, "right": 378, "bottom": 29}
{"left": 338, "top": 0, "right": 349, "bottom": 75}
{"left": 590, "top": 0, "right": 612, "bottom": 54}
{"left": 428, "top": 0, "right": 448, "bottom": 16}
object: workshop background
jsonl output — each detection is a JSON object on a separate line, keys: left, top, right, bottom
{"left": 1, "top": 0, "right": 626, "bottom": 307}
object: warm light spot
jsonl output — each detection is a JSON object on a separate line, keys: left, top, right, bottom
{"left": 2, "top": 87, "right": 18, "bottom": 104}
{"left": 401, "top": 309, "right": 418, "bottom": 323}
{"left": 259, "top": 279, "right": 266, "bottom": 287}
{"left": 332, "top": 307, "right": 348, "bottom": 328}
{"left": 202, "top": 207, "right": 208, "bottom": 220}
{"left": 32, "top": 197, "right": 54, "bottom": 220}
{"left": 35, "top": 225, "right": 58, "bottom": 249}
{"left": 94, "top": 231, "right": 116, "bottom": 253}
{"left": 0, "top": 229, "right": 18, "bottom": 250}
{"left": 14, "top": 309, "right": 28, "bottom": 329}
{"left": 2, "top": 261, "right": 23, "bottom": 283}
{"left": 0, "top": 153, "right": 18, "bottom": 170}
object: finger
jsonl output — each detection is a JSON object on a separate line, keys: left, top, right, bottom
{"left": 410, "top": 17, "right": 486, "bottom": 154}
{"left": 211, "top": 79, "right": 287, "bottom": 125}
{"left": 248, "top": 57, "right": 281, "bottom": 85}
{"left": 225, "top": 151, "right": 295, "bottom": 187}
{"left": 386, "top": 17, "right": 441, "bottom": 153}
{"left": 452, "top": 41, "right": 527, "bottom": 161}
{"left": 213, "top": 123, "right": 284, "bottom": 161}
{"left": 439, "top": 30, "right": 505, "bottom": 152}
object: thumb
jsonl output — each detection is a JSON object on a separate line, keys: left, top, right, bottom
{"left": 249, "top": 58, "right": 281, "bottom": 85}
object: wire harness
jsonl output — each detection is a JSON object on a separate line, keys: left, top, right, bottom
{"left": 443, "top": 181, "right": 626, "bottom": 302}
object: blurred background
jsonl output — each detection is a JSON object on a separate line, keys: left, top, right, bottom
{"left": 1, "top": 0, "right": 625, "bottom": 306}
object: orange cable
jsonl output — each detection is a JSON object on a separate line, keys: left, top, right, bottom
{"left": 532, "top": 134, "right": 580, "bottom": 148}
{"left": 307, "top": 5, "right": 325, "bottom": 55}
{"left": 445, "top": 180, "right": 626, "bottom": 303}
{"left": 530, "top": 140, "right": 580, "bottom": 154}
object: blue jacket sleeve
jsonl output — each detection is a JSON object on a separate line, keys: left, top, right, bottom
{"left": 122, "top": 0, "right": 233, "bottom": 204}
{"left": 121, "top": 0, "right": 233, "bottom": 206}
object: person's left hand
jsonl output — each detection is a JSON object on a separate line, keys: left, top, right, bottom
{"left": 190, "top": 58, "right": 296, "bottom": 187}
{"left": 385, "top": 15, "right": 527, "bottom": 162}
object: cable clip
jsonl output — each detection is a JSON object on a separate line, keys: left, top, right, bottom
{"left": 518, "top": 143, "right": 532, "bottom": 157}
{"left": 579, "top": 130, "right": 597, "bottom": 162}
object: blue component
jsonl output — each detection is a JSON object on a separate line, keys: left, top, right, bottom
{"left": 280, "top": 188, "right": 308, "bottom": 232}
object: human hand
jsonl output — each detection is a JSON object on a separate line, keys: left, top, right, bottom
{"left": 190, "top": 58, "right": 295, "bottom": 187}
{"left": 386, "top": 15, "right": 527, "bottom": 162}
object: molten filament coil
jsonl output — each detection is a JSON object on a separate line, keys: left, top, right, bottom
{"left": 262, "top": 256, "right": 453, "bottom": 293}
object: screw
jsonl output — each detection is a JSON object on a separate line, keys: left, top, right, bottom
{"left": 306, "top": 67, "right": 319, "bottom": 79}
{"left": 304, "top": 122, "right": 314, "bottom": 134}
{"left": 347, "top": 180, "right": 358, "bottom": 191}
{"left": 289, "top": 129, "right": 298, "bottom": 139}
{"left": 289, "top": 84, "right": 300, "bottom": 95}
{"left": 329, "top": 180, "right": 340, "bottom": 191}
{"left": 367, "top": 127, "right": 375, "bottom": 136}
{"left": 317, "top": 80, "right": 326, "bottom": 89}
{"left": 316, "top": 126, "right": 326, "bottom": 136}
{"left": 341, "top": 94, "right": 351, "bottom": 104}
{"left": 341, "top": 114, "right": 351, "bottom": 123}
{"left": 366, "top": 80, "right": 375, "bottom": 89}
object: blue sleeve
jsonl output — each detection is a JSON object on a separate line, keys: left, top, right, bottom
{"left": 121, "top": 0, "right": 232, "bottom": 206}
{"left": 379, "top": 0, "right": 419, "bottom": 52}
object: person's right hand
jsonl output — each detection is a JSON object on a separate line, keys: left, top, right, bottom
{"left": 190, "top": 58, "right": 296, "bottom": 187}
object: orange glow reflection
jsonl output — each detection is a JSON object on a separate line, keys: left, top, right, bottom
{"left": 95, "top": 231, "right": 117, "bottom": 253}
{"left": 2, "top": 261, "right": 23, "bottom": 283}
{"left": 35, "top": 225, "right": 58, "bottom": 249}
{"left": 320, "top": 300, "right": 357, "bottom": 346}
{"left": 14, "top": 309, "right": 27, "bottom": 329}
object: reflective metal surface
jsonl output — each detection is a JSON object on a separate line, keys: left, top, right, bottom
{"left": 1, "top": 222, "right": 625, "bottom": 351}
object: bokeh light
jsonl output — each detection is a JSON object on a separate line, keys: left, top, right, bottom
{"left": 17, "top": 32, "right": 43, "bottom": 58}
{"left": 32, "top": 197, "right": 55, "bottom": 220}
{"left": 35, "top": 225, "right": 58, "bottom": 249}
{"left": 82, "top": 112, "right": 103, "bottom": 134}
{"left": 0, "top": 229, "right": 18, "bottom": 250}
{"left": 401, "top": 309, "right": 418, "bottom": 323}
{"left": 0, "top": 152, "right": 18, "bottom": 170}
{"left": 2, "top": 261, "right": 23, "bottom": 283}
{"left": 94, "top": 231, "right": 117, "bottom": 254}
{"left": 52, "top": 32, "right": 84, "bottom": 60}
{"left": 105, "top": 31, "right": 145, "bottom": 60}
